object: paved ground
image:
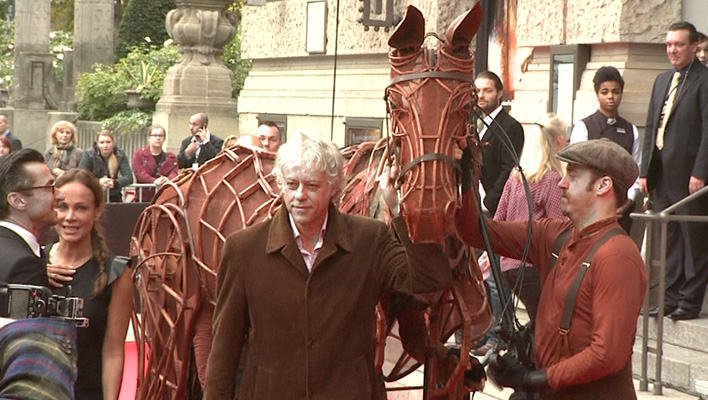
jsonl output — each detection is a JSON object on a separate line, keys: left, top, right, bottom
{"left": 385, "top": 366, "right": 697, "bottom": 400}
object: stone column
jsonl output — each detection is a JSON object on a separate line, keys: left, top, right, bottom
{"left": 71, "top": 0, "right": 115, "bottom": 103}
{"left": 10, "top": 0, "right": 52, "bottom": 109}
{"left": 153, "top": 0, "right": 239, "bottom": 153}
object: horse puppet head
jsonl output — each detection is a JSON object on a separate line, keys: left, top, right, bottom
{"left": 386, "top": 4, "right": 482, "bottom": 244}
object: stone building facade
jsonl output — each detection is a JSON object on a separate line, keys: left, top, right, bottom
{"left": 237, "top": 0, "right": 708, "bottom": 147}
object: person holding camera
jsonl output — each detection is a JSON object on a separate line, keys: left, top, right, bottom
{"left": 177, "top": 113, "right": 224, "bottom": 169}
{"left": 456, "top": 139, "right": 647, "bottom": 399}
{"left": 45, "top": 169, "right": 133, "bottom": 400}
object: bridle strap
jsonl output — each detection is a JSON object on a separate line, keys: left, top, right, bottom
{"left": 397, "top": 153, "right": 461, "bottom": 185}
{"left": 388, "top": 71, "right": 474, "bottom": 88}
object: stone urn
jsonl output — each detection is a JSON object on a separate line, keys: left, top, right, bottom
{"left": 125, "top": 90, "right": 155, "bottom": 110}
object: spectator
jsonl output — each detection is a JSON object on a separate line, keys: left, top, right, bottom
{"left": 177, "top": 113, "right": 224, "bottom": 169}
{"left": 475, "top": 71, "right": 525, "bottom": 215}
{"left": 79, "top": 130, "right": 133, "bottom": 203}
{"left": 493, "top": 113, "right": 567, "bottom": 323}
{"left": 203, "top": 130, "right": 450, "bottom": 400}
{"left": 0, "top": 112, "right": 21, "bottom": 151}
{"left": 46, "top": 169, "right": 133, "bottom": 400}
{"left": 45, "top": 120, "right": 85, "bottom": 178}
{"left": 697, "top": 32, "right": 708, "bottom": 65}
{"left": 640, "top": 21, "right": 708, "bottom": 321}
{"left": 256, "top": 121, "right": 282, "bottom": 152}
{"left": 571, "top": 66, "right": 640, "bottom": 233}
{"left": 132, "top": 124, "right": 179, "bottom": 202}
{"left": 0, "top": 134, "right": 12, "bottom": 157}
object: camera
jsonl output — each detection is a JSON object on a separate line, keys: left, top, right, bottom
{"left": 0, "top": 284, "right": 88, "bottom": 327}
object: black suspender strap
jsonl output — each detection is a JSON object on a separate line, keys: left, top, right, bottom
{"left": 558, "top": 228, "right": 625, "bottom": 333}
{"left": 549, "top": 227, "right": 572, "bottom": 271}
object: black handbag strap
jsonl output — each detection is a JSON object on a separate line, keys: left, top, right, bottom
{"left": 557, "top": 227, "right": 625, "bottom": 333}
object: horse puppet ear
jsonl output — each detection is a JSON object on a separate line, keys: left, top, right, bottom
{"left": 388, "top": 5, "right": 425, "bottom": 53}
{"left": 444, "top": 2, "right": 483, "bottom": 54}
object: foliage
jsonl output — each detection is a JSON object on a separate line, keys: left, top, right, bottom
{"left": 221, "top": 27, "right": 252, "bottom": 96}
{"left": 49, "top": 30, "right": 74, "bottom": 84}
{"left": 76, "top": 39, "right": 179, "bottom": 120}
{"left": 115, "top": 0, "right": 175, "bottom": 60}
{"left": 0, "top": 20, "right": 12, "bottom": 89}
{"left": 102, "top": 109, "right": 152, "bottom": 134}
{"left": 51, "top": 0, "right": 75, "bottom": 32}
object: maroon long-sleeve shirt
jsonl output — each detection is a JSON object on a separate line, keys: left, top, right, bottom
{"left": 457, "top": 192, "right": 646, "bottom": 397}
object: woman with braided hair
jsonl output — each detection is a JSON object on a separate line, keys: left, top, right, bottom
{"left": 45, "top": 168, "right": 133, "bottom": 400}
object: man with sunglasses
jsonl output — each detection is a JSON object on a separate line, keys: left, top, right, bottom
{"left": 0, "top": 148, "right": 63, "bottom": 286}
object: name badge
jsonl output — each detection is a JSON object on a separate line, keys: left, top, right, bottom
{"left": 617, "top": 127, "right": 626, "bottom": 134}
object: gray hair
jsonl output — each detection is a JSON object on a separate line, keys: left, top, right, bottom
{"left": 274, "top": 129, "right": 345, "bottom": 193}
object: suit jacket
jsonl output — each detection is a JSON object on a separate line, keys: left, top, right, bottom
{"left": 177, "top": 134, "right": 224, "bottom": 169}
{"left": 481, "top": 108, "right": 525, "bottom": 215}
{"left": 0, "top": 226, "right": 48, "bottom": 286}
{"left": 4, "top": 131, "right": 22, "bottom": 151}
{"left": 204, "top": 205, "right": 450, "bottom": 400}
{"left": 641, "top": 59, "right": 708, "bottom": 203}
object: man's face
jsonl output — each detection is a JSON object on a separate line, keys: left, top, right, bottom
{"left": 257, "top": 125, "right": 282, "bottom": 152}
{"left": 474, "top": 78, "right": 503, "bottom": 115}
{"left": 189, "top": 115, "right": 203, "bottom": 136}
{"left": 666, "top": 29, "right": 697, "bottom": 70}
{"left": 148, "top": 127, "right": 165, "bottom": 149}
{"left": 558, "top": 163, "right": 598, "bottom": 222}
{"left": 596, "top": 81, "right": 623, "bottom": 116}
{"left": 0, "top": 117, "right": 9, "bottom": 134}
{"left": 22, "top": 162, "right": 63, "bottom": 231}
{"left": 697, "top": 40, "right": 708, "bottom": 65}
{"left": 281, "top": 167, "right": 336, "bottom": 235}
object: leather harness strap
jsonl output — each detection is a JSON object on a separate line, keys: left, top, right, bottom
{"left": 387, "top": 71, "right": 475, "bottom": 87}
{"left": 550, "top": 227, "right": 626, "bottom": 333}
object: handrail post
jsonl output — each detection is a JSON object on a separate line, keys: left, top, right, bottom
{"left": 639, "top": 208, "right": 653, "bottom": 392}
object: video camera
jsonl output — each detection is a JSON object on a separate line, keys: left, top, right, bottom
{"left": 0, "top": 284, "right": 88, "bottom": 327}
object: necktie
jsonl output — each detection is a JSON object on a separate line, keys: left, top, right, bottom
{"left": 656, "top": 71, "right": 681, "bottom": 150}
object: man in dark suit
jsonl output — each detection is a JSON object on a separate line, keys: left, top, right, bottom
{"left": 177, "top": 113, "right": 224, "bottom": 169}
{"left": 475, "top": 71, "right": 525, "bottom": 216}
{"left": 640, "top": 21, "right": 708, "bottom": 321}
{"left": 0, "top": 149, "right": 63, "bottom": 286}
{"left": 204, "top": 130, "right": 452, "bottom": 400}
{"left": 0, "top": 113, "right": 22, "bottom": 151}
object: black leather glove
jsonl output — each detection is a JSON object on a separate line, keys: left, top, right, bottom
{"left": 460, "top": 145, "right": 474, "bottom": 194}
{"left": 489, "top": 353, "right": 549, "bottom": 392}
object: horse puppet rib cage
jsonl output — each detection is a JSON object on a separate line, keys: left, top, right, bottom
{"left": 130, "top": 4, "right": 491, "bottom": 400}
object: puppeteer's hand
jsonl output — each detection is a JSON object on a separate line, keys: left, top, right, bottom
{"left": 488, "top": 352, "right": 529, "bottom": 390}
{"left": 377, "top": 159, "right": 399, "bottom": 214}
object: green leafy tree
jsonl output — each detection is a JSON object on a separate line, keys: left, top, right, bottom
{"left": 0, "top": 20, "right": 13, "bottom": 89}
{"left": 51, "top": 0, "right": 75, "bottom": 32}
{"left": 115, "top": 0, "right": 175, "bottom": 60}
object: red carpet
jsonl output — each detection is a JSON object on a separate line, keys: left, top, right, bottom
{"left": 119, "top": 341, "right": 145, "bottom": 400}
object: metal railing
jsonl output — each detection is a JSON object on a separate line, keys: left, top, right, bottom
{"left": 632, "top": 185, "right": 708, "bottom": 395}
{"left": 105, "top": 183, "right": 158, "bottom": 203}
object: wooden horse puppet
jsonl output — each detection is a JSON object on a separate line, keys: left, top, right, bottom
{"left": 130, "top": 4, "right": 491, "bottom": 399}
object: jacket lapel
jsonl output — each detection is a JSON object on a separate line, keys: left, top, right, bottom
{"left": 311, "top": 205, "right": 353, "bottom": 272}
{"left": 266, "top": 207, "right": 309, "bottom": 276}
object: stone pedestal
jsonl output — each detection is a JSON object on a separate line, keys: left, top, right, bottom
{"left": 10, "top": 0, "right": 52, "bottom": 109}
{"left": 153, "top": 0, "right": 239, "bottom": 153}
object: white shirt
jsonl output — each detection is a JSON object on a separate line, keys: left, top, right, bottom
{"left": 0, "top": 221, "right": 41, "bottom": 258}
{"left": 570, "top": 119, "right": 641, "bottom": 197}
{"left": 479, "top": 105, "right": 503, "bottom": 141}
{"left": 288, "top": 213, "right": 328, "bottom": 272}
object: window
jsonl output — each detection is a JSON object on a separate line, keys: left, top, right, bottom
{"left": 345, "top": 118, "right": 383, "bottom": 146}
{"left": 549, "top": 45, "right": 590, "bottom": 128}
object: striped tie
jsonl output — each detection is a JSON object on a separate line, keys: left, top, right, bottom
{"left": 656, "top": 71, "right": 681, "bottom": 150}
